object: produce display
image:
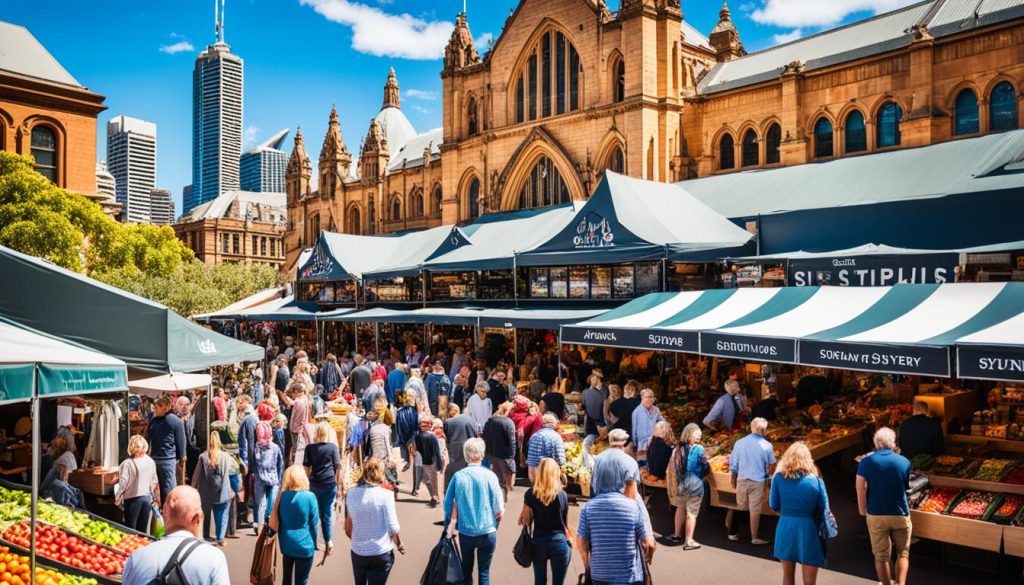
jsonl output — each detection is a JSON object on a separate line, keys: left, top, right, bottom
{"left": 915, "top": 487, "right": 961, "bottom": 514}
{"left": 974, "top": 458, "right": 1015, "bottom": 482}
{"left": 932, "top": 455, "right": 967, "bottom": 476}
{"left": 993, "top": 495, "right": 1023, "bottom": 519}
{"left": 2, "top": 522, "right": 126, "bottom": 577}
{"left": 949, "top": 491, "right": 999, "bottom": 520}
{"left": 909, "top": 453, "right": 934, "bottom": 471}
{"left": 1005, "top": 465, "right": 1024, "bottom": 485}
{"left": 0, "top": 546, "right": 99, "bottom": 585}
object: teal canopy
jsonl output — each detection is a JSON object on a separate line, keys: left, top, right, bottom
{"left": 0, "top": 247, "right": 264, "bottom": 374}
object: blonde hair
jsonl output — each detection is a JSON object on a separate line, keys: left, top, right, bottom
{"left": 496, "top": 402, "right": 513, "bottom": 417}
{"left": 272, "top": 413, "right": 287, "bottom": 429}
{"left": 363, "top": 458, "right": 385, "bottom": 485}
{"left": 313, "top": 421, "right": 334, "bottom": 444}
{"left": 532, "top": 458, "right": 563, "bottom": 506}
{"left": 282, "top": 465, "right": 310, "bottom": 491}
{"left": 207, "top": 431, "right": 222, "bottom": 467}
{"left": 128, "top": 435, "right": 149, "bottom": 458}
{"left": 608, "top": 384, "right": 622, "bottom": 400}
{"left": 778, "top": 442, "right": 818, "bottom": 480}
{"left": 680, "top": 423, "right": 701, "bottom": 446}
{"left": 654, "top": 420, "right": 675, "bottom": 446}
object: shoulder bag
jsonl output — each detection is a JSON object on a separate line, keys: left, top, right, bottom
{"left": 512, "top": 525, "right": 533, "bottom": 567}
{"left": 677, "top": 445, "right": 705, "bottom": 498}
{"left": 250, "top": 525, "right": 278, "bottom": 585}
{"left": 814, "top": 476, "right": 838, "bottom": 559}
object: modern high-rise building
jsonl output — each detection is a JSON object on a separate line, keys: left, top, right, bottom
{"left": 188, "top": 4, "right": 243, "bottom": 215}
{"left": 240, "top": 128, "right": 288, "bottom": 193}
{"left": 106, "top": 115, "right": 156, "bottom": 224}
{"left": 150, "top": 188, "right": 175, "bottom": 226}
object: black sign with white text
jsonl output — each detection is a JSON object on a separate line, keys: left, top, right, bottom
{"left": 958, "top": 345, "right": 1024, "bottom": 382}
{"left": 700, "top": 332, "right": 796, "bottom": 363}
{"left": 799, "top": 340, "right": 950, "bottom": 377}
{"left": 561, "top": 326, "right": 698, "bottom": 352}
{"left": 788, "top": 253, "right": 959, "bottom": 287}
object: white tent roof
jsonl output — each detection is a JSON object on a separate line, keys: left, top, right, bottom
{"left": 0, "top": 319, "right": 125, "bottom": 368}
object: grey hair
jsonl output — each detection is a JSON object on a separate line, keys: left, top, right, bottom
{"left": 725, "top": 380, "right": 740, "bottom": 393}
{"left": 475, "top": 381, "right": 490, "bottom": 393}
{"left": 640, "top": 388, "right": 655, "bottom": 398}
{"left": 541, "top": 413, "right": 559, "bottom": 428}
{"left": 608, "top": 428, "right": 629, "bottom": 446}
{"left": 463, "top": 438, "right": 486, "bottom": 463}
{"left": 680, "top": 423, "right": 702, "bottom": 445}
{"left": 873, "top": 427, "right": 897, "bottom": 450}
{"left": 750, "top": 417, "right": 768, "bottom": 435}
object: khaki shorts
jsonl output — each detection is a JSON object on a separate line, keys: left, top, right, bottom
{"left": 683, "top": 494, "right": 702, "bottom": 517}
{"left": 866, "top": 514, "right": 912, "bottom": 563}
{"left": 735, "top": 478, "right": 766, "bottom": 511}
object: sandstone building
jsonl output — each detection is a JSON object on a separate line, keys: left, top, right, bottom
{"left": 175, "top": 190, "right": 287, "bottom": 270}
{"left": 284, "top": 0, "right": 1024, "bottom": 273}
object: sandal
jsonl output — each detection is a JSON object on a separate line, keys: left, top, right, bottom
{"left": 684, "top": 541, "right": 701, "bottom": 550}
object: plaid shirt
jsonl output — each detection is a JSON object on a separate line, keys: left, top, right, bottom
{"left": 526, "top": 427, "right": 566, "bottom": 469}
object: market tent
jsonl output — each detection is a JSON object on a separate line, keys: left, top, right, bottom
{"left": 324, "top": 307, "right": 483, "bottom": 326}
{"left": 0, "top": 246, "right": 265, "bottom": 374}
{"left": 679, "top": 130, "right": 1024, "bottom": 253}
{"left": 562, "top": 282, "right": 1024, "bottom": 377}
{"left": 364, "top": 226, "right": 473, "bottom": 280}
{"left": 192, "top": 287, "right": 283, "bottom": 321}
{"left": 129, "top": 372, "right": 212, "bottom": 396}
{"left": 477, "top": 307, "right": 608, "bottom": 329}
{"left": 298, "top": 224, "right": 456, "bottom": 282}
{"left": 419, "top": 203, "right": 584, "bottom": 272}
{"left": 517, "top": 172, "right": 752, "bottom": 266}
{"left": 956, "top": 312, "right": 1024, "bottom": 382}
{"left": 323, "top": 305, "right": 608, "bottom": 330}
{"left": 234, "top": 296, "right": 321, "bottom": 322}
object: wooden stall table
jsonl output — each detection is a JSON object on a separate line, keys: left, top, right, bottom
{"left": 909, "top": 510, "right": 1004, "bottom": 553}
{"left": 1004, "top": 524, "right": 1024, "bottom": 558}
{"left": 707, "top": 467, "right": 776, "bottom": 516}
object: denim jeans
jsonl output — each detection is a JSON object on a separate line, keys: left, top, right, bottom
{"left": 459, "top": 532, "right": 497, "bottom": 585}
{"left": 203, "top": 501, "right": 230, "bottom": 542}
{"left": 282, "top": 555, "right": 314, "bottom": 585}
{"left": 351, "top": 550, "right": 394, "bottom": 585}
{"left": 123, "top": 495, "right": 152, "bottom": 534}
{"left": 254, "top": 478, "right": 279, "bottom": 526}
{"left": 312, "top": 486, "right": 337, "bottom": 543}
{"left": 531, "top": 532, "right": 571, "bottom": 585}
{"left": 153, "top": 458, "right": 177, "bottom": 503}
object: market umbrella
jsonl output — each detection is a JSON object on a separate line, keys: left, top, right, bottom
{"left": 0, "top": 317, "right": 128, "bottom": 581}
{"left": 129, "top": 373, "right": 213, "bottom": 396}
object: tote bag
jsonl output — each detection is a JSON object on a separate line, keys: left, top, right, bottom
{"left": 249, "top": 525, "right": 278, "bottom": 585}
{"left": 421, "top": 532, "right": 465, "bottom": 585}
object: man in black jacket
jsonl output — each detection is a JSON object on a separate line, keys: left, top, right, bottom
{"left": 898, "top": 401, "right": 945, "bottom": 458}
{"left": 482, "top": 402, "right": 517, "bottom": 501}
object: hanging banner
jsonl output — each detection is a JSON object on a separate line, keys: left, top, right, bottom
{"left": 561, "top": 326, "right": 698, "bottom": 353}
{"left": 788, "top": 253, "right": 959, "bottom": 287}
{"left": 957, "top": 345, "right": 1024, "bottom": 382}
{"left": 700, "top": 332, "right": 797, "bottom": 363}
{"left": 0, "top": 365, "right": 34, "bottom": 403}
{"left": 37, "top": 364, "right": 128, "bottom": 397}
{"left": 799, "top": 340, "right": 950, "bottom": 377}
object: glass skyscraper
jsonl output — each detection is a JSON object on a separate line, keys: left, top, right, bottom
{"left": 106, "top": 115, "right": 157, "bottom": 224}
{"left": 240, "top": 128, "right": 288, "bottom": 193}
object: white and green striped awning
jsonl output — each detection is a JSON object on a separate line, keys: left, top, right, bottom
{"left": 562, "top": 282, "right": 1024, "bottom": 380}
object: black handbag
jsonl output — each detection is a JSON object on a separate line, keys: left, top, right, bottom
{"left": 421, "top": 531, "right": 465, "bottom": 585}
{"left": 513, "top": 525, "right": 533, "bottom": 567}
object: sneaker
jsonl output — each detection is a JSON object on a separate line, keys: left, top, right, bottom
{"left": 428, "top": 499, "right": 439, "bottom": 508}
{"left": 751, "top": 538, "right": 771, "bottom": 546}
{"left": 411, "top": 490, "right": 419, "bottom": 497}
{"left": 727, "top": 534, "right": 739, "bottom": 542}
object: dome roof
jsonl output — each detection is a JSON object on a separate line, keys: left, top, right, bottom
{"left": 372, "top": 106, "right": 416, "bottom": 153}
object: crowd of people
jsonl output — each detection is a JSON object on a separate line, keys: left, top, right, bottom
{"left": 112, "top": 339, "right": 915, "bottom": 585}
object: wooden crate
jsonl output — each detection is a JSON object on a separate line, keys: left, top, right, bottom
{"left": 68, "top": 468, "right": 118, "bottom": 496}
{"left": 909, "top": 510, "right": 1003, "bottom": 553}
{"left": 927, "top": 473, "right": 1024, "bottom": 497}
{"left": 707, "top": 472, "right": 776, "bottom": 515}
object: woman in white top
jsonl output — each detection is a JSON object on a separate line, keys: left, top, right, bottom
{"left": 466, "top": 382, "right": 493, "bottom": 433}
{"left": 117, "top": 435, "right": 160, "bottom": 533}
{"left": 346, "top": 457, "right": 403, "bottom": 585}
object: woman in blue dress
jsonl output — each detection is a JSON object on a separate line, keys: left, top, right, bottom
{"left": 769, "top": 442, "right": 828, "bottom": 585}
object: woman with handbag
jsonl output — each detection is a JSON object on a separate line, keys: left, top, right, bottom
{"left": 664, "top": 423, "right": 708, "bottom": 549}
{"left": 116, "top": 435, "right": 160, "bottom": 533}
{"left": 271, "top": 465, "right": 320, "bottom": 585}
{"left": 518, "top": 458, "right": 572, "bottom": 585}
{"left": 192, "top": 431, "right": 233, "bottom": 546}
{"left": 769, "top": 442, "right": 831, "bottom": 585}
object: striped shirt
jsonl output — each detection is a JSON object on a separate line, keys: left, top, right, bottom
{"left": 527, "top": 427, "right": 566, "bottom": 469}
{"left": 577, "top": 492, "right": 649, "bottom": 584}
{"left": 346, "top": 485, "right": 400, "bottom": 556}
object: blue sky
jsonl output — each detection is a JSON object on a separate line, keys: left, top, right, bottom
{"left": 0, "top": 0, "right": 917, "bottom": 210}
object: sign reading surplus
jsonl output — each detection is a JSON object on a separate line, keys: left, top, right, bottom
{"left": 561, "top": 326, "right": 696, "bottom": 352}
{"left": 799, "top": 340, "right": 950, "bottom": 377}
{"left": 788, "top": 253, "right": 959, "bottom": 287}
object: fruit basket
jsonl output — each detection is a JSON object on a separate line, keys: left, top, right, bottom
{"left": 973, "top": 458, "right": 1015, "bottom": 482}
{"left": 1, "top": 521, "right": 126, "bottom": 580}
{"left": 914, "top": 487, "right": 961, "bottom": 514}
{"left": 986, "top": 494, "right": 1024, "bottom": 524}
{"left": 931, "top": 455, "right": 967, "bottom": 476}
{"left": 947, "top": 490, "right": 1002, "bottom": 520}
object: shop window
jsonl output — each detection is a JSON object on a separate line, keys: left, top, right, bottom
{"left": 813, "top": 117, "right": 833, "bottom": 159}
{"left": 518, "top": 156, "right": 569, "bottom": 209}
{"left": 530, "top": 267, "right": 550, "bottom": 297}
{"left": 613, "top": 266, "right": 635, "bottom": 297}
{"left": 550, "top": 267, "right": 568, "bottom": 298}
{"left": 876, "top": 103, "right": 902, "bottom": 148}
{"left": 635, "top": 263, "right": 661, "bottom": 295}
{"left": 990, "top": 82, "right": 1018, "bottom": 131}
{"left": 718, "top": 134, "right": 735, "bottom": 170}
{"left": 954, "top": 89, "right": 980, "bottom": 136}
{"left": 591, "top": 266, "right": 611, "bottom": 299}
{"left": 844, "top": 111, "right": 867, "bottom": 153}
{"left": 569, "top": 266, "right": 589, "bottom": 298}
{"left": 741, "top": 130, "right": 759, "bottom": 167}
{"left": 30, "top": 126, "right": 57, "bottom": 182}
{"left": 468, "top": 178, "right": 481, "bottom": 220}
{"left": 766, "top": 124, "right": 781, "bottom": 164}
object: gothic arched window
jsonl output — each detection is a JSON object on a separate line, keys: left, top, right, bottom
{"left": 954, "top": 89, "right": 980, "bottom": 136}
{"left": 990, "top": 82, "right": 1018, "bottom": 132}
{"left": 876, "top": 103, "right": 902, "bottom": 148}
{"left": 614, "top": 58, "right": 625, "bottom": 103}
{"left": 741, "top": 130, "right": 759, "bottom": 167}
{"left": 719, "top": 133, "right": 735, "bottom": 170}
{"left": 412, "top": 188, "right": 424, "bottom": 217}
{"left": 467, "top": 96, "right": 478, "bottom": 136}
{"left": 519, "top": 156, "right": 569, "bottom": 209}
{"left": 845, "top": 111, "right": 867, "bottom": 153}
{"left": 766, "top": 123, "right": 781, "bottom": 164}
{"left": 814, "top": 117, "right": 833, "bottom": 159}
{"left": 347, "top": 206, "right": 361, "bottom": 235}
{"left": 468, "top": 178, "right": 481, "bottom": 220}
{"left": 513, "top": 28, "right": 581, "bottom": 122}
{"left": 608, "top": 146, "right": 624, "bottom": 174}
{"left": 390, "top": 196, "right": 401, "bottom": 221}
{"left": 433, "top": 185, "right": 443, "bottom": 217}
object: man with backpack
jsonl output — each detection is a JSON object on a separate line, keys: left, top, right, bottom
{"left": 122, "top": 485, "right": 230, "bottom": 585}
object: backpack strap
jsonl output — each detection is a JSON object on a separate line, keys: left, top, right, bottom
{"left": 160, "top": 537, "right": 203, "bottom": 579}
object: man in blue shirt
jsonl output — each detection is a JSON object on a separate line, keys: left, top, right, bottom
{"left": 444, "top": 438, "right": 504, "bottom": 585}
{"left": 146, "top": 396, "right": 186, "bottom": 504}
{"left": 703, "top": 379, "right": 745, "bottom": 430}
{"left": 424, "top": 363, "right": 453, "bottom": 417}
{"left": 857, "top": 427, "right": 912, "bottom": 585}
{"left": 527, "top": 413, "right": 567, "bottom": 482}
{"left": 726, "top": 417, "right": 775, "bottom": 545}
{"left": 630, "top": 388, "right": 664, "bottom": 453}
{"left": 122, "top": 486, "right": 230, "bottom": 585}
{"left": 384, "top": 363, "right": 407, "bottom": 406}
{"left": 577, "top": 490, "right": 655, "bottom": 585}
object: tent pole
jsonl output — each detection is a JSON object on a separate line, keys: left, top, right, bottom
{"left": 513, "top": 253, "right": 519, "bottom": 307}
{"left": 30, "top": 385, "right": 38, "bottom": 584}
{"left": 422, "top": 272, "right": 428, "bottom": 309}
{"left": 374, "top": 322, "right": 381, "bottom": 363}
{"left": 557, "top": 327, "right": 563, "bottom": 391}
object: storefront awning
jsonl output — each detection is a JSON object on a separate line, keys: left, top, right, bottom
{"left": 324, "top": 307, "right": 483, "bottom": 326}
{"left": 299, "top": 224, "right": 458, "bottom": 282}
{"left": 322, "top": 305, "right": 607, "bottom": 330}
{"left": 956, "top": 311, "right": 1024, "bottom": 382}
{"left": 234, "top": 297, "right": 322, "bottom": 322}
{"left": 192, "top": 287, "right": 284, "bottom": 321}
{"left": 563, "top": 283, "right": 1024, "bottom": 378}
{"left": 0, "top": 246, "right": 265, "bottom": 374}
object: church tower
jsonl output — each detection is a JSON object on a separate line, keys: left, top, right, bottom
{"left": 710, "top": 1, "right": 745, "bottom": 62}
{"left": 443, "top": 13, "right": 481, "bottom": 73}
{"left": 285, "top": 128, "right": 311, "bottom": 204}
{"left": 318, "top": 107, "right": 352, "bottom": 199}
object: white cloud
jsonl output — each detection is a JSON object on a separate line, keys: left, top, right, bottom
{"left": 750, "top": 0, "right": 918, "bottom": 29}
{"left": 405, "top": 89, "right": 438, "bottom": 101}
{"left": 159, "top": 40, "right": 194, "bottom": 54}
{"left": 301, "top": 0, "right": 454, "bottom": 60}
{"left": 474, "top": 32, "right": 493, "bottom": 53}
{"left": 772, "top": 28, "right": 803, "bottom": 44}
{"left": 244, "top": 126, "right": 261, "bottom": 147}
{"left": 410, "top": 105, "right": 430, "bottom": 115}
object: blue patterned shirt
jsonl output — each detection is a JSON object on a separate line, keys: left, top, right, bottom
{"left": 443, "top": 464, "right": 504, "bottom": 536}
{"left": 527, "top": 427, "right": 566, "bottom": 469}
{"left": 577, "top": 492, "right": 649, "bottom": 584}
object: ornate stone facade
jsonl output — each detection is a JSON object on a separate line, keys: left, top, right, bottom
{"left": 285, "top": 0, "right": 1024, "bottom": 273}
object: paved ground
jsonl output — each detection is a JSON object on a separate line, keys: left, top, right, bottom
{"left": 220, "top": 465, "right": 1022, "bottom": 585}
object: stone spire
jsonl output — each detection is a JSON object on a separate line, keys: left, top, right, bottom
{"left": 319, "top": 107, "right": 352, "bottom": 196}
{"left": 382, "top": 67, "right": 400, "bottom": 110}
{"left": 320, "top": 107, "right": 351, "bottom": 163}
{"left": 443, "top": 13, "right": 481, "bottom": 73}
{"left": 710, "top": 0, "right": 745, "bottom": 62}
{"left": 286, "top": 127, "right": 311, "bottom": 177}
{"left": 363, "top": 118, "right": 387, "bottom": 154}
